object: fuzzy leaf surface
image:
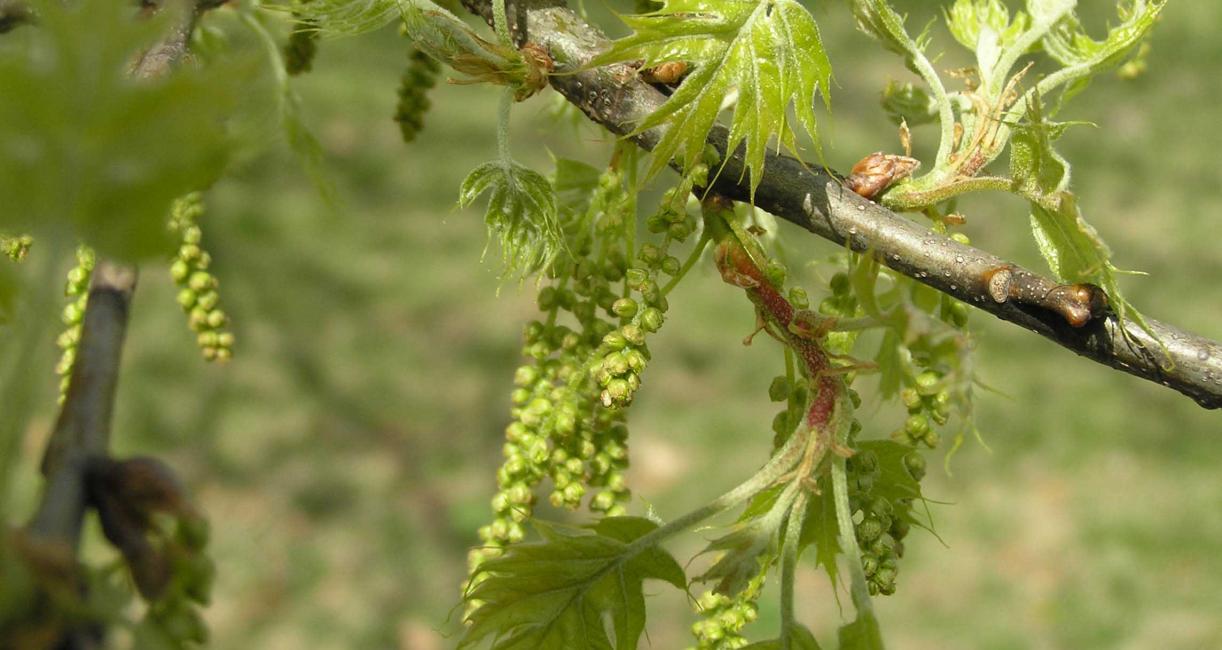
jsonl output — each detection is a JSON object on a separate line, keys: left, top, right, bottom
{"left": 459, "top": 161, "right": 563, "bottom": 279}
{"left": 592, "top": 0, "right": 832, "bottom": 193}
{"left": 1039, "top": 0, "right": 1165, "bottom": 101}
{"left": 460, "top": 517, "right": 685, "bottom": 649}
{"left": 852, "top": 0, "right": 932, "bottom": 61}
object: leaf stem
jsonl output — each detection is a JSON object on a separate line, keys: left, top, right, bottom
{"left": 620, "top": 422, "right": 811, "bottom": 558}
{"left": 497, "top": 88, "right": 513, "bottom": 168}
{"left": 491, "top": 0, "right": 510, "bottom": 45}
{"left": 831, "top": 457, "right": 874, "bottom": 614}
{"left": 661, "top": 231, "right": 710, "bottom": 296}
{"left": 779, "top": 491, "right": 808, "bottom": 650}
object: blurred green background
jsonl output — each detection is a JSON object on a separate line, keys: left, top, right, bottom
{"left": 5, "top": 1, "right": 1222, "bottom": 648}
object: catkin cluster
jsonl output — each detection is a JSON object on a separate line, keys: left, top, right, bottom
{"left": 55, "top": 245, "right": 95, "bottom": 401}
{"left": 394, "top": 47, "right": 440, "bottom": 143}
{"left": 169, "top": 194, "right": 234, "bottom": 362}
{"left": 689, "top": 569, "right": 766, "bottom": 649}
{"left": 846, "top": 450, "right": 922, "bottom": 597}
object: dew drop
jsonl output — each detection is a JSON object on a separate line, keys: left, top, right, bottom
{"left": 1198, "top": 350, "right": 1211, "bottom": 361}
{"left": 849, "top": 227, "right": 858, "bottom": 235}
{"left": 955, "top": 256, "right": 965, "bottom": 264}
{"left": 950, "top": 284, "right": 957, "bottom": 291}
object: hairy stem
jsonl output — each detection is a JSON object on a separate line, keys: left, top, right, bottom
{"left": 779, "top": 491, "right": 808, "bottom": 650}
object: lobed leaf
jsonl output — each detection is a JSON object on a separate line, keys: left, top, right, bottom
{"left": 459, "top": 161, "right": 564, "bottom": 279}
{"left": 696, "top": 485, "right": 796, "bottom": 597}
{"left": 852, "top": 0, "right": 933, "bottom": 62}
{"left": 1009, "top": 98, "right": 1106, "bottom": 283}
{"left": 1039, "top": 0, "right": 1165, "bottom": 102}
{"left": 460, "top": 517, "right": 685, "bottom": 650}
{"left": 592, "top": 0, "right": 832, "bottom": 195}
{"left": 944, "top": 0, "right": 1030, "bottom": 89}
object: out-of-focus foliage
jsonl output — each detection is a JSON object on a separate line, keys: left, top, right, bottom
{"left": 0, "top": 0, "right": 250, "bottom": 260}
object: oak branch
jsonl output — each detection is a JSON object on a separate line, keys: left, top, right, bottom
{"left": 461, "top": 0, "right": 1222, "bottom": 409}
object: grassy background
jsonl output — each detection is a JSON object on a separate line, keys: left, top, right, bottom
{"left": 7, "top": 1, "right": 1222, "bottom": 648}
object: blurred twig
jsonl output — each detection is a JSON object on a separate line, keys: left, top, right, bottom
{"left": 462, "top": 0, "right": 1222, "bottom": 409}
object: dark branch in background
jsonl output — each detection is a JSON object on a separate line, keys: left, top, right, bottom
{"left": 28, "top": 262, "right": 138, "bottom": 547}
{"left": 461, "top": 0, "right": 1222, "bottom": 410}
{"left": 0, "top": 0, "right": 32, "bottom": 33}
{"left": 15, "top": 3, "right": 214, "bottom": 647}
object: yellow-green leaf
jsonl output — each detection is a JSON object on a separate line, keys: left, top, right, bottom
{"left": 591, "top": 0, "right": 831, "bottom": 195}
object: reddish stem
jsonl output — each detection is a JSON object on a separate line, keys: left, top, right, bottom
{"left": 715, "top": 239, "right": 839, "bottom": 430}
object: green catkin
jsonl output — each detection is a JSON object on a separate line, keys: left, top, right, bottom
{"left": 394, "top": 47, "right": 441, "bottom": 144}
{"left": 55, "top": 245, "right": 95, "bottom": 402}
{"left": 169, "top": 194, "right": 234, "bottom": 363}
{"left": 591, "top": 163, "right": 702, "bottom": 409}
{"left": 1, "top": 234, "right": 33, "bottom": 261}
{"left": 689, "top": 565, "right": 767, "bottom": 649}
{"left": 468, "top": 155, "right": 686, "bottom": 610}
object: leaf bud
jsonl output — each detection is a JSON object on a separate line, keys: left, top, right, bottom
{"left": 660, "top": 255, "right": 681, "bottom": 276}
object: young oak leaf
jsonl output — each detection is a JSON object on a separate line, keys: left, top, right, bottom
{"left": 696, "top": 484, "right": 796, "bottom": 597}
{"left": 402, "top": 0, "right": 551, "bottom": 101}
{"left": 1039, "top": 0, "right": 1166, "bottom": 103}
{"left": 459, "top": 161, "right": 564, "bottom": 279}
{"left": 1009, "top": 99, "right": 1108, "bottom": 283}
{"left": 460, "top": 517, "right": 686, "bottom": 650}
{"left": 590, "top": 0, "right": 832, "bottom": 195}
{"left": 1009, "top": 97, "right": 1154, "bottom": 335}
